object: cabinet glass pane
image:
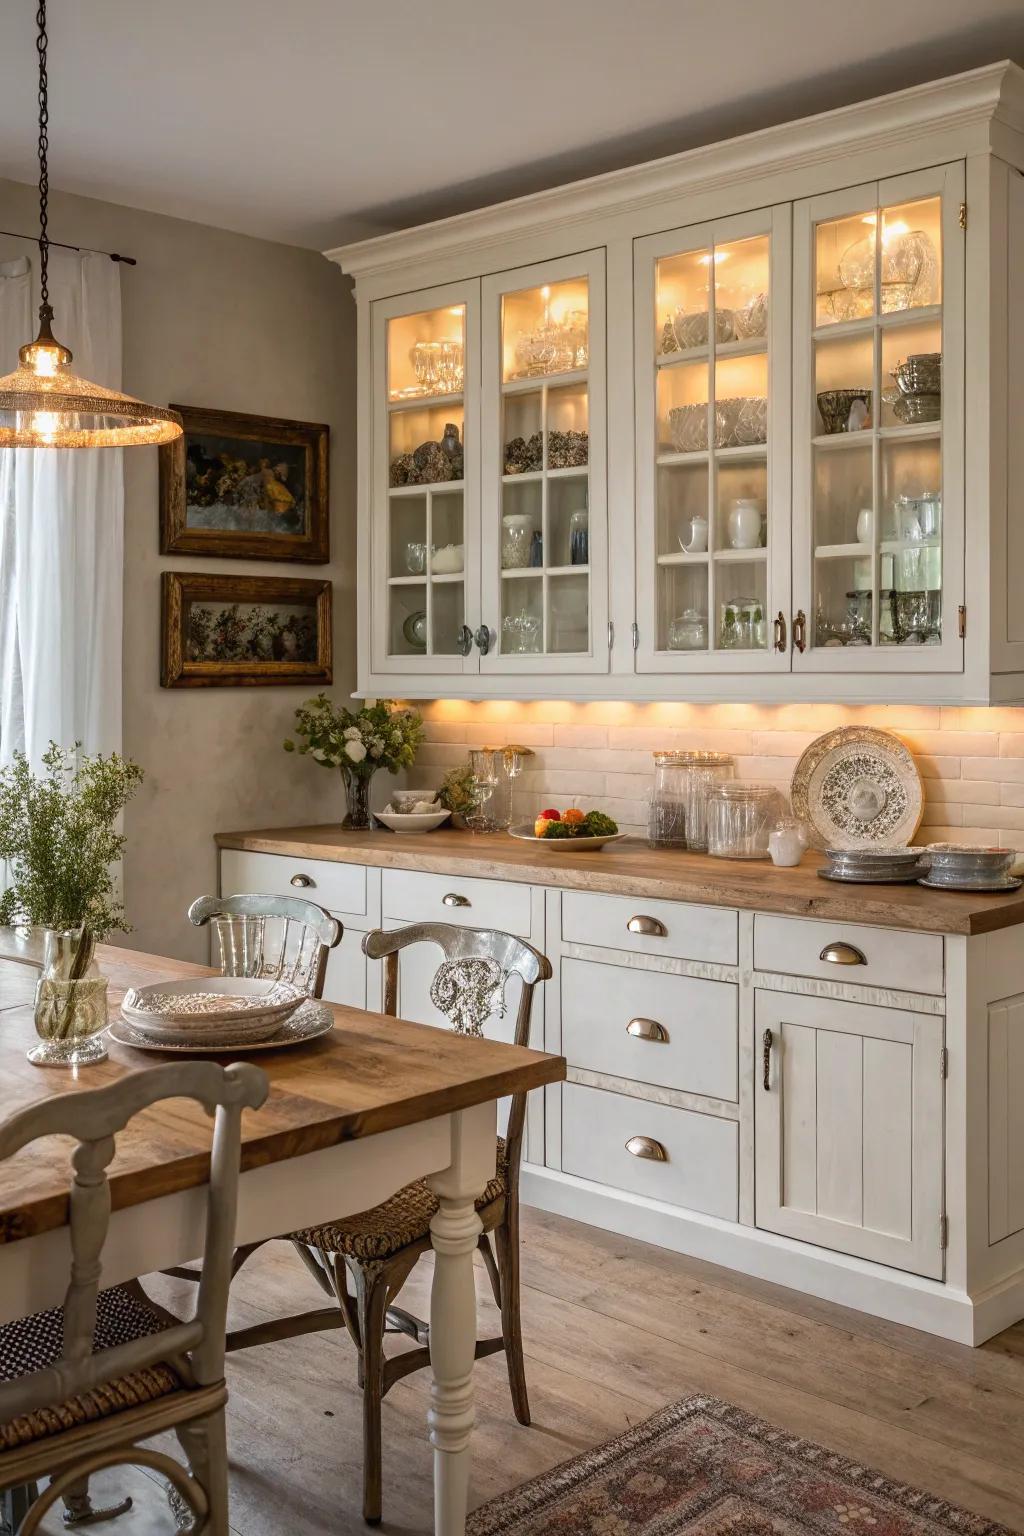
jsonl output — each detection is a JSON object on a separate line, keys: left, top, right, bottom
{"left": 651, "top": 229, "right": 772, "bottom": 657}
{"left": 387, "top": 305, "right": 465, "bottom": 402}
{"left": 386, "top": 483, "right": 466, "bottom": 659}
{"left": 881, "top": 437, "right": 942, "bottom": 646}
{"left": 879, "top": 196, "right": 941, "bottom": 315}
{"left": 815, "top": 208, "right": 876, "bottom": 325}
{"left": 813, "top": 444, "right": 873, "bottom": 645}
{"left": 501, "top": 278, "right": 588, "bottom": 382}
{"left": 498, "top": 272, "right": 592, "bottom": 657}
{"left": 814, "top": 333, "right": 874, "bottom": 436}
{"left": 881, "top": 316, "right": 941, "bottom": 429}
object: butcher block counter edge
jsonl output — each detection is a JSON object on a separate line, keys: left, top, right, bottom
{"left": 215, "top": 826, "right": 1024, "bottom": 937}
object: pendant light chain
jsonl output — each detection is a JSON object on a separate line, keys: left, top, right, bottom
{"left": 35, "top": 0, "right": 50, "bottom": 310}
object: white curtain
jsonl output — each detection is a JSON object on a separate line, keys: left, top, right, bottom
{"left": 0, "top": 246, "right": 124, "bottom": 774}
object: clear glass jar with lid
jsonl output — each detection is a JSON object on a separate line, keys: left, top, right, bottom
{"left": 648, "top": 750, "right": 735, "bottom": 852}
{"left": 707, "top": 782, "right": 785, "bottom": 860}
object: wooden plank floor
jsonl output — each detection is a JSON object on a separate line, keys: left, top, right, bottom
{"left": 36, "top": 1205, "right": 1024, "bottom": 1533}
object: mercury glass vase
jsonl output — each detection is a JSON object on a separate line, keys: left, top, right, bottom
{"left": 340, "top": 766, "right": 377, "bottom": 830}
{"left": 30, "top": 927, "right": 109, "bottom": 1067}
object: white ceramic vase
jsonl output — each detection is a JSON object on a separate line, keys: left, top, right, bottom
{"left": 727, "top": 499, "right": 763, "bottom": 550}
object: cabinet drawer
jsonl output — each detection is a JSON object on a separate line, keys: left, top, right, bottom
{"left": 561, "top": 891, "right": 737, "bottom": 965}
{"left": 221, "top": 849, "right": 368, "bottom": 923}
{"left": 561, "top": 1082, "right": 738, "bottom": 1220}
{"left": 754, "top": 914, "right": 943, "bottom": 996}
{"left": 382, "top": 868, "right": 531, "bottom": 935}
{"left": 560, "top": 957, "right": 737, "bottom": 1101}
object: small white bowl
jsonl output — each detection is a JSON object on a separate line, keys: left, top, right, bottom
{"left": 389, "top": 789, "right": 439, "bottom": 811}
{"left": 431, "top": 543, "right": 464, "bottom": 575}
{"left": 376, "top": 808, "right": 452, "bottom": 834}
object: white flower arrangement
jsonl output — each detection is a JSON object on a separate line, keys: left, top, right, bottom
{"left": 284, "top": 694, "right": 424, "bottom": 779}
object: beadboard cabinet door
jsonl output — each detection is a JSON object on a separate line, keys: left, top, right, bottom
{"left": 755, "top": 988, "right": 945, "bottom": 1279}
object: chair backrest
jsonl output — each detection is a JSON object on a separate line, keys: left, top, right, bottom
{"left": 188, "top": 893, "right": 342, "bottom": 1000}
{"left": 362, "top": 923, "right": 551, "bottom": 1180}
{"left": 0, "top": 1061, "right": 267, "bottom": 1425}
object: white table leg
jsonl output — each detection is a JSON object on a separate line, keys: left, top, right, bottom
{"left": 427, "top": 1103, "right": 496, "bottom": 1536}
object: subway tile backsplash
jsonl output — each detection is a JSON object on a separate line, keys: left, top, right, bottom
{"left": 403, "top": 701, "right": 1024, "bottom": 849}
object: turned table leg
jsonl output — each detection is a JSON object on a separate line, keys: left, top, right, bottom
{"left": 427, "top": 1104, "right": 495, "bottom": 1536}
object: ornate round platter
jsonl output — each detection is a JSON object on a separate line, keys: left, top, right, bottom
{"left": 790, "top": 726, "right": 923, "bottom": 851}
{"left": 917, "top": 875, "right": 1022, "bottom": 894}
{"left": 110, "top": 999, "right": 334, "bottom": 1054}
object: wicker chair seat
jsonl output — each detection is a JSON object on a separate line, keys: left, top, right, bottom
{"left": 0, "top": 1285, "right": 180, "bottom": 1451}
{"left": 292, "top": 1137, "right": 509, "bottom": 1262}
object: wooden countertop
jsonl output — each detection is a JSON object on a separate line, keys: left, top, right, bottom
{"left": 0, "top": 941, "right": 564, "bottom": 1244}
{"left": 216, "top": 825, "right": 1024, "bottom": 937}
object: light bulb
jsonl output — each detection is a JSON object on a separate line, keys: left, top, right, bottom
{"left": 20, "top": 337, "right": 68, "bottom": 377}
{"left": 881, "top": 219, "right": 910, "bottom": 245}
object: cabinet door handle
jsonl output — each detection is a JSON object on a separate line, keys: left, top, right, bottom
{"left": 626, "top": 914, "right": 667, "bottom": 937}
{"left": 819, "top": 940, "right": 866, "bottom": 966}
{"left": 625, "top": 1135, "right": 668, "bottom": 1162}
{"left": 456, "top": 624, "right": 473, "bottom": 657}
{"left": 473, "top": 624, "right": 491, "bottom": 656}
{"left": 442, "top": 892, "right": 471, "bottom": 908}
{"left": 290, "top": 873, "right": 314, "bottom": 888}
{"left": 792, "top": 610, "right": 807, "bottom": 652}
{"left": 773, "top": 611, "right": 787, "bottom": 652}
{"left": 626, "top": 1017, "right": 669, "bottom": 1043}
{"left": 762, "top": 1028, "right": 773, "bottom": 1090}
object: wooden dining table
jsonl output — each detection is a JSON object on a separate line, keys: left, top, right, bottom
{"left": 0, "top": 935, "right": 565, "bottom": 1535}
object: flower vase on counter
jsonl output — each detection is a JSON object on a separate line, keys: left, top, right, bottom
{"left": 285, "top": 694, "right": 425, "bottom": 831}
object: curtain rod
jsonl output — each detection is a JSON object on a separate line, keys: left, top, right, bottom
{"left": 0, "top": 229, "right": 136, "bottom": 266}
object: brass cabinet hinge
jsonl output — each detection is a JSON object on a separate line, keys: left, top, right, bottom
{"left": 959, "top": 201, "right": 967, "bottom": 230}
{"left": 940, "top": 1046, "right": 948, "bottom": 1079}
{"left": 939, "top": 1213, "right": 949, "bottom": 1249}
{"left": 631, "top": 621, "right": 639, "bottom": 651}
{"left": 958, "top": 605, "right": 966, "bottom": 640}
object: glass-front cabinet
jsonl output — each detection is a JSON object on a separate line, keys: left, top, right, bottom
{"left": 634, "top": 209, "right": 791, "bottom": 673}
{"left": 480, "top": 252, "right": 608, "bottom": 673}
{"left": 792, "top": 164, "right": 965, "bottom": 673}
{"left": 371, "top": 280, "right": 480, "bottom": 675}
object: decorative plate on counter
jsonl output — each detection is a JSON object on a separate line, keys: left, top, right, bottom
{"left": 790, "top": 725, "right": 923, "bottom": 851}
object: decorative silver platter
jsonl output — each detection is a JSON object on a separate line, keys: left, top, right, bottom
{"left": 790, "top": 726, "right": 923, "bottom": 851}
{"left": 917, "top": 875, "right": 1022, "bottom": 894}
{"left": 110, "top": 999, "right": 334, "bottom": 1054}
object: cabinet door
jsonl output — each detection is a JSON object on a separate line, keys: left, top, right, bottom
{"left": 321, "top": 928, "right": 369, "bottom": 1009}
{"left": 792, "top": 163, "right": 965, "bottom": 672}
{"left": 370, "top": 280, "right": 481, "bottom": 676}
{"left": 634, "top": 207, "right": 792, "bottom": 672}
{"left": 755, "top": 989, "right": 944, "bottom": 1278}
{"left": 479, "top": 251, "right": 609, "bottom": 674}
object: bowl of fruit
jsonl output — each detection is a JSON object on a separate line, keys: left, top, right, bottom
{"left": 508, "top": 808, "right": 625, "bottom": 851}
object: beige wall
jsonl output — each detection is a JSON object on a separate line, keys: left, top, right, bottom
{"left": 0, "top": 178, "right": 356, "bottom": 961}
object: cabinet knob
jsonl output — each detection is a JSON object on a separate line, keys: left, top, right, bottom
{"left": 473, "top": 625, "right": 491, "bottom": 656}
{"left": 456, "top": 625, "right": 473, "bottom": 657}
{"left": 625, "top": 1135, "right": 668, "bottom": 1162}
{"left": 442, "top": 892, "right": 471, "bottom": 908}
{"left": 819, "top": 940, "right": 866, "bottom": 966}
{"left": 626, "top": 1017, "right": 669, "bottom": 1043}
{"left": 626, "top": 914, "right": 667, "bottom": 937}
{"left": 792, "top": 610, "right": 807, "bottom": 653}
{"left": 773, "top": 611, "right": 787, "bottom": 652}
{"left": 290, "top": 873, "right": 314, "bottom": 888}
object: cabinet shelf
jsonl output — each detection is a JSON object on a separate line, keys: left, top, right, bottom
{"left": 502, "top": 369, "right": 587, "bottom": 395}
{"left": 430, "top": 572, "right": 465, "bottom": 584}
{"left": 387, "top": 391, "right": 463, "bottom": 414}
{"left": 812, "top": 423, "right": 941, "bottom": 448}
{"left": 388, "top": 482, "right": 464, "bottom": 498}
{"left": 814, "top": 542, "right": 871, "bottom": 561}
{"left": 811, "top": 303, "right": 942, "bottom": 344}
{"left": 714, "top": 546, "right": 767, "bottom": 561}
{"left": 387, "top": 574, "right": 428, "bottom": 586}
{"left": 657, "top": 550, "right": 708, "bottom": 566}
{"left": 657, "top": 338, "right": 768, "bottom": 370}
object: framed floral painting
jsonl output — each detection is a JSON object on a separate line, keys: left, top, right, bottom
{"left": 159, "top": 405, "right": 329, "bottom": 562}
{"left": 161, "top": 572, "right": 333, "bottom": 688}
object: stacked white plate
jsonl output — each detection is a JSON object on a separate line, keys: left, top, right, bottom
{"left": 818, "top": 846, "right": 926, "bottom": 884}
{"left": 121, "top": 977, "right": 305, "bottom": 1046}
{"left": 918, "top": 844, "right": 1021, "bottom": 893}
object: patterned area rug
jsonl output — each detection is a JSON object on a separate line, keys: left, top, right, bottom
{"left": 466, "top": 1395, "right": 1012, "bottom": 1536}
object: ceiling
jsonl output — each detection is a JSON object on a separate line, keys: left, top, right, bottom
{"left": 0, "top": 0, "right": 1022, "bottom": 252}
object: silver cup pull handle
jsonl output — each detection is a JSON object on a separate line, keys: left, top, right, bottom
{"left": 626, "top": 1017, "right": 669, "bottom": 1043}
{"left": 819, "top": 941, "right": 866, "bottom": 965}
{"left": 442, "top": 892, "right": 471, "bottom": 908}
{"left": 625, "top": 1135, "right": 668, "bottom": 1162}
{"left": 627, "top": 914, "right": 667, "bottom": 938}
{"left": 290, "top": 873, "right": 314, "bottom": 889}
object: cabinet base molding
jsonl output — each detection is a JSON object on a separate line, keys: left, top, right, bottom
{"left": 520, "top": 1165, "right": 1016, "bottom": 1346}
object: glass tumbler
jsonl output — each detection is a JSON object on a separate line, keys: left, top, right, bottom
{"left": 651, "top": 750, "right": 735, "bottom": 853}
{"left": 707, "top": 782, "right": 784, "bottom": 859}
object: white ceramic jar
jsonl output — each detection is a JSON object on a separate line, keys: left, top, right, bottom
{"left": 727, "top": 498, "right": 763, "bottom": 550}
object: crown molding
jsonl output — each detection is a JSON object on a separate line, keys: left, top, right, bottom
{"left": 326, "top": 61, "right": 1022, "bottom": 282}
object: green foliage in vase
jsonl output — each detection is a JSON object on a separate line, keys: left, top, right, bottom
{"left": 437, "top": 763, "right": 484, "bottom": 818}
{"left": 0, "top": 743, "right": 144, "bottom": 939}
{"left": 284, "top": 695, "right": 424, "bottom": 778}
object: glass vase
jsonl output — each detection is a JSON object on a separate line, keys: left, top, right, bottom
{"left": 30, "top": 928, "right": 109, "bottom": 1067}
{"left": 340, "top": 767, "right": 377, "bottom": 830}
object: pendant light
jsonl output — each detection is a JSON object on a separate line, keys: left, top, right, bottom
{"left": 0, "top": 1, "right": 182, "bottom": 449}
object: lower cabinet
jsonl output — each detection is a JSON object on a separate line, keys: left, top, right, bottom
{"left": 754, "top": 988, "right": 945, "bottom": 1279}
{"left": 322, "top": 928, "right": 371, "bottom": 1010}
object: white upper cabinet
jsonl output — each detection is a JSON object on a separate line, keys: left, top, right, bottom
{"left": 792, "top": 163, "right": 965, "bottom": 675}
{"left": 634, "top": 207, "right": 791, "bottom": 673}
{"left": 337, "top": 64, "right": 1024, "bottom": 704}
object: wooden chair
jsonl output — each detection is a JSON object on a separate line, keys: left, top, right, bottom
{"left": 226, "top": 922, "right": 551, "bottom": 1526}
{"left": 0, "top": 1059, "right": 267, "bottom": 1536}
{"left": 187, "top": 892, "right": 343, "bottom": 999}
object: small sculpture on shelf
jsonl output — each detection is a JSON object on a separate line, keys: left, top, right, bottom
{"left": 547, "top": 428, "right": 589, "bottom": 469}
{"left": 389, "top": 423, "right": 464, "bottom": 487}
{"left": 504, "top": 432, "right": 544, "bottom": 475}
